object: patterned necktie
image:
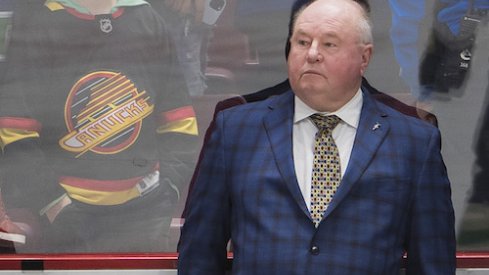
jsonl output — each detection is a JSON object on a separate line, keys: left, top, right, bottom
{"left": 309, "top": 114, "right": 341, "bottom": 226}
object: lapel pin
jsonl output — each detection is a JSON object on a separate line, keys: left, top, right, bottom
{"left": 372, "top": 122, "right": 381, "bottom": 131}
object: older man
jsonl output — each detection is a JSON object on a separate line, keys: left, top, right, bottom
{"left": 178, "top": 0, "right": 456, "bottom": 274}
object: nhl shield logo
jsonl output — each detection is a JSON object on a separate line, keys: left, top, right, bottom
{"left": 99, "top": 18, "right": 113, "bottom": 33}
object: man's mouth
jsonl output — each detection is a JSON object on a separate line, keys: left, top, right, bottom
{"left": 302, "top": 70, "right": 323, "bottom": 77}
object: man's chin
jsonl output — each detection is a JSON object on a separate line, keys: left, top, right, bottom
{"left": 297, "top": 83, "right": 327, "bottom": 95}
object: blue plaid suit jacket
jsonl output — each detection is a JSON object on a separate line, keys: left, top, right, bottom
{"left": 178, "top": 88, "right": 456, "bottom": 275}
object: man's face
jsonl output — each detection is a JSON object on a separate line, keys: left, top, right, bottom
{"left": 287, "top": 0, "right": 372, "bottom": 112}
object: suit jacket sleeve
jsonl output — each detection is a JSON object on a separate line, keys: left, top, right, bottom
{"left": 405, "top": 127, "right": 456, "bottom": 274}
{"left": 178, "top": 111, "right": 231, "bottom": 275}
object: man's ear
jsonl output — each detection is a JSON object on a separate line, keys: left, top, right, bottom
{"left": 360, "top": 44, "right": 373, "bottom": 75}
{"left": 285, "top": 37, "right": 292, "bottom": 61}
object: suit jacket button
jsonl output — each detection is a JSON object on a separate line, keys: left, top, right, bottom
{"left": 310, "top": 245, "right": 320, "bottom": 255}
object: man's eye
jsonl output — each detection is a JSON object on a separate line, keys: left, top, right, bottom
{"left": 324, "top": 42, "right": 336, "bottom": 47}
{"left": 297, "top": 40, "right": 310, "bottom": 46}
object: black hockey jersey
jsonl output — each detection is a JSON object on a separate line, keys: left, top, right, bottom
{"left": 0, "top": 1, "right": 198, "bottom": 209}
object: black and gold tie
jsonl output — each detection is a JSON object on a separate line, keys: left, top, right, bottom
{"left": 309, "top": 114, "right": 341, "bottom": 226}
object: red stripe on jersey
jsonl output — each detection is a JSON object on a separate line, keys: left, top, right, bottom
{"left": 64, "top": 7, "right": 125, "bottom": 20}
{"left": 0, "top": 117, "right": 42, "bottom": 132}
{"left": 59, "top": 163, "right": 159, "bottom": 192}
{"left": 158, "top": 106, "right": 196, "bottom": 126}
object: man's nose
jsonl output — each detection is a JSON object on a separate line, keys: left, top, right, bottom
{"left": 306, "top": 41, "right": 322, "bottom": 63}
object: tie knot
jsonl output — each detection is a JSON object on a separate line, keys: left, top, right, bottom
{"left": 310, "top": 114, "right": 341, "bottom": 131}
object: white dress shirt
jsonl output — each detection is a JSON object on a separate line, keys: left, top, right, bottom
{"left": 293, "top": 89, "right": 363, "bottom": 210}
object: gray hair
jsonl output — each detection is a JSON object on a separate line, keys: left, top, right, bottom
{"left": 292, "top": 0, "right": 373, "bottom": 44}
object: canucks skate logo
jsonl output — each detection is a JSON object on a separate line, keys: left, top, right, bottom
{"left": 60, "top": 71, "right": 154, "bottom": 157}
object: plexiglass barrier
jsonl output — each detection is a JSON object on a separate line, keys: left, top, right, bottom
{"left": 0, "top": 0, "right": 487, "bottom": 268}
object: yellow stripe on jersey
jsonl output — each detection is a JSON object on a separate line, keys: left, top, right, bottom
{"left": 44, "top": 1, "right": 65, "bottom": 11}
{"left": 157, "top": 117, "right": 198, "bottom": 136}
{"left": 60, "top": 182, "right": 141, "bottom": 205}
{"left": 0, "top": 128, "right": 39, "bottom": 150}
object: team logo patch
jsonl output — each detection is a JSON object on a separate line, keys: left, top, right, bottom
{"left": 99, "top": 18, "right": 113, "bottom": 33}
{"left": 60, "top": 71, "right": 154, "bottom": 157}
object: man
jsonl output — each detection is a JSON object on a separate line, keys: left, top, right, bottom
{"left": 0, "top": 0, "right": 198, "bottom": 252}
{"left": 419, "top": 0, "right": 488, "bottom": 98}
{"left": 178, "top": 0, "right": 456, "bottom": 274}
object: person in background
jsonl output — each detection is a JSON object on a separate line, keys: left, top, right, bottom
{"left": 386, "top": 0, "right": 429, "bottom": 110}
{"left": 460, "top": 3, "right": 489, "bottom": 204}
{"left": 0, "top": 0, "right": 198, "bottom": 252}
{"left": 0, "top": 0, "right": 12, "bottom": 74}
{"left": 149, "top": 0, "right": 216, "bottom": 96}
{"left": 419, "top": 0, "right": 488, "bottom": 100}
{"left": 0, "top": 0, "right": 27, "bottom": 253}
{"left": 178, "top": 0, "right": 455, "bottom": 274}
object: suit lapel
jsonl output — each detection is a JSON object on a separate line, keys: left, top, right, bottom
{"left": 263, "top": 91, "right": 311, "bottom": 218}
{"left": 323, "top": 90, "right": 390, "bottom": 219}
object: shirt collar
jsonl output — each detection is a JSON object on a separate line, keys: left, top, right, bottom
{"left": 294, "top": 88, "right": 363, "bottom": 129}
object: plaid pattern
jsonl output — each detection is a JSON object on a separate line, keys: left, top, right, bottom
{"left": 178, "top": 89, "right": 456, "bottom": 275}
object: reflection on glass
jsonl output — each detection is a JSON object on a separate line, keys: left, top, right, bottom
{"left": 0, "top": 0, "right": 487, "bottom": 255}
{"left": 0, "top": 0, "right": 199, "bottom": 253}
{"left": 416, "top": 0, "right": 488, "bottom": 251}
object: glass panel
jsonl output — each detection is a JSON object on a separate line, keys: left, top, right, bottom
{"left": 0, "top": 0, "right": 487, "bottom": 255}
